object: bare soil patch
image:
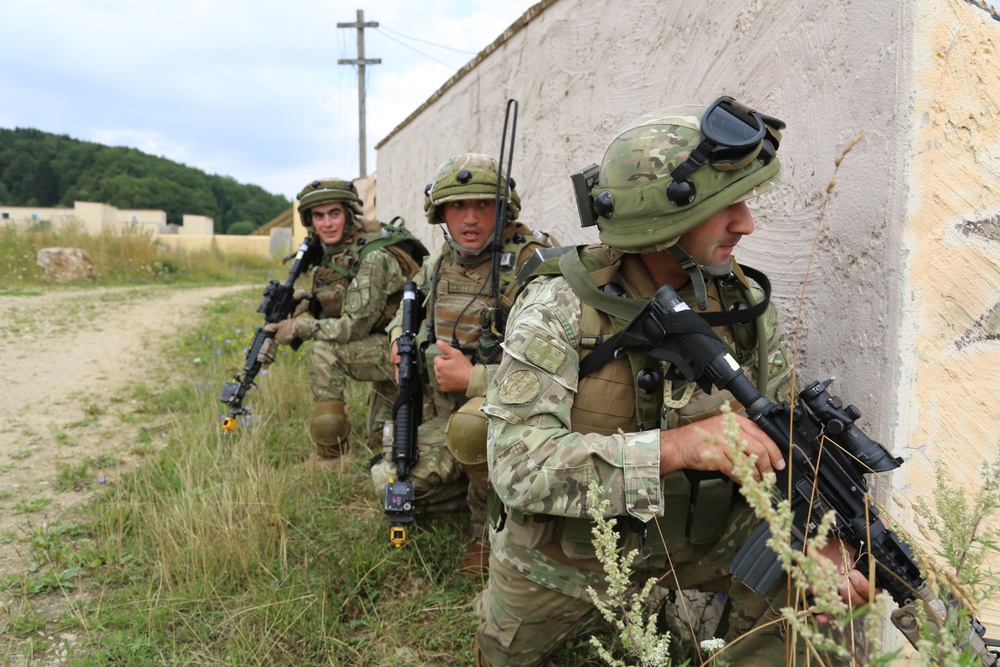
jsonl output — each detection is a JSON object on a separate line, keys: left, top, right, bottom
{"left": 0, "top": 284, "right": 245, "bottom": 664}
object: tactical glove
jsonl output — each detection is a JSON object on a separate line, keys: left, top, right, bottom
{"left": 291, "top": 289, "right": 312, "bottom": 318}
{"left": 256, "top": 336, "right": 278, "bottom": 367}
{"left": 263, "top": 319, "right": 301, "bottom": 345}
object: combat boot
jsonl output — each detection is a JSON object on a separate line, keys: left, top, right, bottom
{"left": 457, "top": 538, "right": 490, "bottom": 576}
{"left": 474, "top": 645, "right": 559, "bottom": 667}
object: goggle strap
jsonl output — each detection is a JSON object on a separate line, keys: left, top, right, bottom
{"left": 670, "top": 141, "right": 713, "bottom": 184}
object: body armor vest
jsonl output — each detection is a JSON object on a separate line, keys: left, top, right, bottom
{"left": 424, "top": 222, "right": 550, "bottom": 416}
{"left": 567, "top": 247, "right": 761, "bottom": 436}
{"left": 429, "top": 222, "right": 549, "bottom": 359}
{"left": 499, "top": 244, "right": 769, "bottom": 568}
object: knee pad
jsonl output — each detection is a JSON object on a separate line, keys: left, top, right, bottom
{"left": 446, "top": 397, "right": 490, "bottom": 491}
{"left": 309, "top": 400, "right": 351, "bottom": 448}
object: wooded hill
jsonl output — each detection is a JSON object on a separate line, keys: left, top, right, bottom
{"left": 0, "top": 127, "right": 290, "bottom": 234}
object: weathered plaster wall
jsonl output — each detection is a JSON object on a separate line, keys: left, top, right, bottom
{"left": 900, "top": 0, "right": 1000, "bottom": 625}
{"left": 375, "top": 0, "right": 1000, "bottom": 648}
{"left": 377, "top": 0, "right": 909, "bottom": 430}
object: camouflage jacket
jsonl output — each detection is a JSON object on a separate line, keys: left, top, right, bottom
{"left": 482, "top": 248, "right": 793, "bottom": 599}
{"left": 306, "top": 242, "right": 407, "bottom": 344}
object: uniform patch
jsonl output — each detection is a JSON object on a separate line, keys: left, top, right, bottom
{"left": 497, "top": 369, "right": 542, "bottom": 406}
{"left": 346, "top": 287, "right": 370, "bottom": 314}
{"left": 440, "top": 278, "right": 483, "bottom": 295}
{"left": 524, "top": 337, "right": 567, "bottom": 374}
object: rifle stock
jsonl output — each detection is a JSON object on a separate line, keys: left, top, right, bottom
{"left": 609, "top": 282, "right": 998, "bottom": 664}
{"left": 219, "top": 236, "right": 322, "bottom": 431}
{"left": 384, "top": 280, "right": 425, "bottom": 547}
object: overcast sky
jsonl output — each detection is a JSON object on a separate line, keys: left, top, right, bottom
{"left": 0, "top": 0, "right": 538, "bottom": 200}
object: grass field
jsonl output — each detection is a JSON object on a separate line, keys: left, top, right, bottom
{"left": 2, "top": 228, "right": 998, "bottom": 666}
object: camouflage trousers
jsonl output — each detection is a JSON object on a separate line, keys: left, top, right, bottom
{"left": 475, "top": 498, "right": 809, "bottom": 667}
{"left": 370, "top": 413, "right": 488, "bottom": 536}
{"left": 309, "top": 334, "right": 395, "bottom": 439}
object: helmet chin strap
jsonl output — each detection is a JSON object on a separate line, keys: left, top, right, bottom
{"left": 666, "top": 245, "right": 733, "bottom": 310}
{"left": 442, "top": 228, "right": 492, "bottom": 261}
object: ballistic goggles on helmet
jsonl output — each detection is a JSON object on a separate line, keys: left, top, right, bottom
{"left": 663, "top": 96, "right": 785, "bottom": 207}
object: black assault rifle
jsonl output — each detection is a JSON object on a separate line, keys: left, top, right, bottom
{"left": 384, "top": 280, "right": 425, "bottom": 547}
{"left": 604, "top": 282, "right": 999, "bottom": 664}
{"left": 220, "top": 236, "right": 323, "bottom": 432}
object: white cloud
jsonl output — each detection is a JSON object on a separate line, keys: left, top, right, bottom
{"left": 0, "top": 0, "right": 538, "bottom": 200}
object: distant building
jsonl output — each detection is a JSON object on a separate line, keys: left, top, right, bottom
{"left": 0, "top": 200, "right": 208, "bottom": 236}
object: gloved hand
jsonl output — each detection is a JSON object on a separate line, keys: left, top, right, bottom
{"left": 263, "top": 319, "right": 303, "bottom": 346}
{"left": 256, "top": 335, "right": 278, "bottom": 367}
{"left": 291, "top": 289, "right": 312, "bottom": 318}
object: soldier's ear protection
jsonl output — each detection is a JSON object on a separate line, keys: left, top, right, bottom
{"left": 569, "top": 97, "right": 786, "bottom": 227}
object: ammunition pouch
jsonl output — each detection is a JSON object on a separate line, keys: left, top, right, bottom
{"left": 312, "top": 266, "right": 348, "bottom": 318}
{"left": 490, "top": 471, "right": 734, "bottom": 568}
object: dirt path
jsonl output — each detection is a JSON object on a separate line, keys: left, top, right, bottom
{"left": 0, "top": 284, "right": 247, "bottom": 579}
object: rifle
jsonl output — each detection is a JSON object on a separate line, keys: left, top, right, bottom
{"left": 603, "top": 282, "right": 999, "bottom": 664}
{"left": 219, "top": 236, "right": 323, "bottom": 432}
{"left": 479, "top": 98, "right": 519, "bottom": 364}
{"left": 384, "top": 280, "right": 425, "bottom": 547}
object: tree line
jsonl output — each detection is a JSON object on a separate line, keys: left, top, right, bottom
{"left": 0, "top": 127, "right": 291, "bottom": 234}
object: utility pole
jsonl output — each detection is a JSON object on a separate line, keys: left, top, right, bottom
{"left": 337, "top": 9, "right": 381, "bottom": 177}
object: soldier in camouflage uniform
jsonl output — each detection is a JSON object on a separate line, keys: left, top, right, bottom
{"left": 264, "top": 178, "right": 425, "bottom": 463}
{"left": 370, "top": 153, "right": 552, "bottom": 574}
{"left": 473, "top": 100, "right": 874, "bottom": 665}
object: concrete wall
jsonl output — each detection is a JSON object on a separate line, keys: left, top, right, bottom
{"left": 375, "top": 0, "right": 1000, "bottom": 649}
{"left": 1, "top": 206, "right": 77, "bottom": 226}
{"left": 181, "top": 214, "right": 214, "bottom": 235}
{"left": 3, "top": 201, "right": 169, "bottom": 235}
{"left": 0, "top": 201, "right": 278, "bottom": 259}
{"left": 376, "top": 0, "right": 910, "bottom": 439}
{"left": 901, "top": 0, "right": 1000, "bottom": 624}
{"left": 153, "top": 233, "right": 276, "bottom": 259}
{"left": 116, "top": 208, "right": 166, "bottom": 229}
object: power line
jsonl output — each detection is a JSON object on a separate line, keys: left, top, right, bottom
{"left": 374, "top": 28, "right": 465, "bottom": 70}
{"left": 377, "top": 25, "right": 479, "bottom": 55}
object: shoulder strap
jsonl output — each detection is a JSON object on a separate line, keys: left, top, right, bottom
{"left": 579, "top": 263, "right": 773, "bottom": 380}
{"left": 693, "top": 264, "right": 770, "bottom": 326}
{"left": 558, "top": 247, "right": 646, "bottom": 322}
{"left": 351, "top": 217, "right": 429, "bottom": 276}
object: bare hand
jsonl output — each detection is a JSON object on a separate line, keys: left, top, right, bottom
{"left": 812, "top": 538, "right": 879, "bottom": 623}
{"left": 659, "top": 413, "right": 786, "bottom": 483}
{"left": 390, "top": 339, "right": 401, "bottom": 383}
{"left": 432, "top": 339, "right": 473, "bottom": 393}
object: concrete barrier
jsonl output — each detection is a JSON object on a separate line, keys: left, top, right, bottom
{"left": 154, "top": 234, "right": 287, "bottom": 260}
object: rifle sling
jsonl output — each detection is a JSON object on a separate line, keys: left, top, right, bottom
{"left": 576, "top": 256, "right": 771, "bottom": 380}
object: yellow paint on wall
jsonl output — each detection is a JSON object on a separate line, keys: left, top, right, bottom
{"left": 906, "top": 0, "right": 1000, "bottom": 626}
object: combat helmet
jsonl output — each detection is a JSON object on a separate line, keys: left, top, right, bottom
{"left": 591, "top": 96, "right": 784, "bottom": 254}
{"left": 424, "top": 153, "right": 521, "bottom": 257}
{"left": 296, "top": 178, "right": 365, "bottom": 232}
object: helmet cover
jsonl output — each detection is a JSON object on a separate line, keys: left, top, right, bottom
{"left": 297, "top": 178, "right": 365, "bottom": 229}
{"left": 594, "top": 105, "right": 782, "bottom": 253}
{"left": 424, "top": 153, "right": 521, "bottom": 224}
